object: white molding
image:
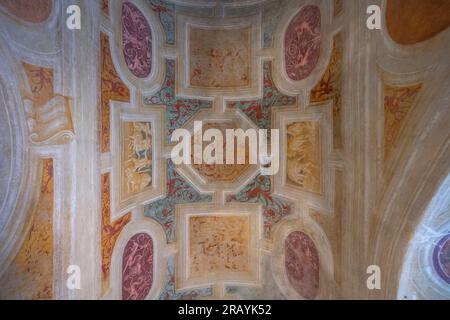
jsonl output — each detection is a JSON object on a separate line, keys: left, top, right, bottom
{"left": 110, "top": 101, "right": 166, "bottom": 219}
{"left": 175, "top": 12, "right": 263, "bottom": 100}
{"left": 109, "top": 0, "right": 167, "bottom": 96}
{"left": 175, "top": 202, "right": 263, "bottom": 291}
{"left": 270, "top": 214, "right": 335, "bottom": 299}
{"left": 272, "top": 0, "right": 334, "bottom": 95}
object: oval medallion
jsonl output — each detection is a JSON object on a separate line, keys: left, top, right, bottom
{"left": 122, "top": 233, "right": 153, "bottom": 300}
{"left": 284, "top": 231, "right": 319, "bottom": 299}
{"left": 122, "top": 2, "right": 152, "bottom": 78}
{"left": 284, "top": 5, "right": 321, "bottom": 81}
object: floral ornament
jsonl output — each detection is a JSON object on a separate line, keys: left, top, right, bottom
{"left": 144, "top": 60, "right": 212, "bottom": 142}
{"left": 228, "top": 61, "right": 296, "bottom": 133}
{"left": 226, "top": 174, "right": 292, "bottom": 238}
{"left": 144, "top": 160, "right": 212, "bottom": 242}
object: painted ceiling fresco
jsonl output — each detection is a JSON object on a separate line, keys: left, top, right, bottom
{"left": 0, "top": 159, "right": 54, "bottom": 299}
{"left": 0, "top": 0, "right": 449, "bottom": 301}
{"left": 99, "top": 0, "right": 331, "bottom": 300}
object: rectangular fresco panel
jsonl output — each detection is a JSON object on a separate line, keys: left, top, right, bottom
{"left": 101, "top": 173, "right": 131, "bottom": 295}
{"left": 0, "top": 159, "right": 53, "bottom": 299}
{"left": 310, "top": 34, "right": 343, "bottom": 149}
{"left": 189, "top": 27, "right": 251, "bottom": 88}
{"left": 121, "top": 121, "right": 152, "bottom": 199}
{"left": 189, "top": 215, "right": 250, "bottom": 277}
{"left": 286, "top": 121, "right": 322, "bottom": 194}
{"left": 100, "top": 33, "right": 130, "bottom": 153}
{"left": 383, "top": 83, "right": 422, "bottom": 159}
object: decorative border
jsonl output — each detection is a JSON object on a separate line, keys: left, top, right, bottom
{"left": 273, "top": 103, "right": 334, "bottom": 212}
{"left": 111, "top": 102, "right": 165, "bottom": 218}
{"left": 175, "top": 110, "right": 261, "bottom": 192}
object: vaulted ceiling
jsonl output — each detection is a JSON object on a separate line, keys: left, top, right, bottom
{"left": 0, "top": 0, "right": 449, "bottom": 300}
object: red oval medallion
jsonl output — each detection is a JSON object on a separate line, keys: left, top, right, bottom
{"left": 122, "top": 233, "right": 153, "bottom": 300}
{"left": 284, "top": 5, "right": 321, "bottom": 81}
{"left": 284, "top": 231, "right": 319, "bottom": 299}
{"left": 122, "top": 2, "right": 152, "bottom": 78}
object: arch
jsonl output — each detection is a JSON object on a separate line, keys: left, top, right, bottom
{"left": 367, "top": 0, "right": 450, "bottom": 299}
{"left": 284, "top": 231, "right": 320, "bottom": 299}
{"left": 0, "top": 37, "right": 36, "bottom": 272}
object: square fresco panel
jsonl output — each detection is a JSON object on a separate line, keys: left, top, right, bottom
{"left": 189, "top": 215, "right": 250, "bottom": 277}
{"left": 189, "top": 26, "right": 251, "bottom": 89}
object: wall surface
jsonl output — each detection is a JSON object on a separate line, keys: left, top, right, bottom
{"left": 0, "top": 0, "right": 448, "bottom": 300}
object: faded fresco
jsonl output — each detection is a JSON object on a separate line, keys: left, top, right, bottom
{"left": 227, "top": 61, "right": 296, "bottom": 131}
{"left": 334, "top": 0, "right": 343, "bottom": 17}
{"left": 383, "top": 83, "right": 422, "bottom": 159}
{"left": 189, "top": 27, "right": 251, "bottom": 88}
{"left": 0, "top": 159, "right": 54, "bottom": 299}
{"left": 189, "top": 215, "right": 250, "bottom": 277}
{"left": 191, "top": 122, "right": 252, "bottom": 182}
{"left": 144, "top": 160, "right": 212, "bottom": 242}
{"left": 285, "top": 231, "right": 320, "bottom": 299}
{"left": 22, "top": 62, "right": 73, "bottom": 144}
{"left": 101, "top": 173, "right": 132, "bottom": 294}
{"left": 0, "top": 0, "right": 448, "bottom": 301}
{"left": 0, "top": 0, "right": 52, "bottom": 23}
{"left": 100, "top": 33, "right": 130, "bottom": 153}
{"left": 122, "top": 121, "right": 152, "bottom": 199}
{"left": 144, "top": 59, "right": 212, "bottom": 142}
{"left": 226, "top": 174, "right": 292, "bottom": 239}
{"left": 310, "top": 34, "right": 343, "bottom": 149}
{"left": 286, "top": 121, "right": 321, "bottom": 194}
